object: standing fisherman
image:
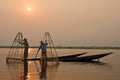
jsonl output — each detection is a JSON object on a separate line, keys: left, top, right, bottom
{"left": 19, "top": 38, "right": 29, "bottom": 60}
{"left": 36, "top": 41, "right": 48, "bottom": 61}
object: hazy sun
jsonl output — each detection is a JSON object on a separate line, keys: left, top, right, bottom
{"left": 27, "top": 6, "right": 32, "bottom": 12}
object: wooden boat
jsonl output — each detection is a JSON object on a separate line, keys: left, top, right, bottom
{"left": 59, "top": 52, "right": 113, "bottom": 62}
{"left": 27, "top": 52, "right": 112, "bottom": 62}
{"left": 27, "top": 52, "right": 87, "bottom": 61}
{"left": 9, "top": 52, "right": 112, "bottom": 62}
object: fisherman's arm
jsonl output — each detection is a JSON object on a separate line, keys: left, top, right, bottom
{"left": 18, "top": 41, "right": 23, "bottom": 45}
{"left": 37, "top": 45, "right": 42, "bottom": 53}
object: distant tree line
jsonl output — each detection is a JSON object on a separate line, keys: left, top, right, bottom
{"left": 0, "top": 46, "right": 120, "bottom": 49}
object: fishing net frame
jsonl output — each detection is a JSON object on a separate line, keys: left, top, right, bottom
{"left": 6, "top": 32, "right": 24, "bottom": 63}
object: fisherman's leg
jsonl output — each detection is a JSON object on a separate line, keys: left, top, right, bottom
{"left": 24, "top": 48, "right": 28, "bottom": 60}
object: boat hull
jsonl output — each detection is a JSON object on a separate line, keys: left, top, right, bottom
{"left": 59, "top": 52, "right": 113, "bottom": 62}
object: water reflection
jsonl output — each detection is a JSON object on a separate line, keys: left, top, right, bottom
{"left": 40, "top": 60, "right": 47, "bottom": 79}
{"left": 73, "top": 61, "right": 112, "bottom": 68}
{"left": 24, "top": 61, "right": 28, "bottom": 80}
{"left": 6, "top": 60, "right": 25, "bottom": 80}
{"left": 6, "top": 60, "right": 59, "bottom": 80}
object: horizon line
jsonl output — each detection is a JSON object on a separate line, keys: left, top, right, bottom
{"left": 0, "top": 46, "right": 120, "bottom": 49}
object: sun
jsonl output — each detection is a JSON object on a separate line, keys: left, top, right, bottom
{"left": 27, "top": 6, "right": 32, "bottom": 12}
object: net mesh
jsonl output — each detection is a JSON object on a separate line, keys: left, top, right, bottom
{"left": 42, "top": 32, "right": 59, "bottom": 62}
{"left": 6, "top": 32, "right": 24, "bottom": 63}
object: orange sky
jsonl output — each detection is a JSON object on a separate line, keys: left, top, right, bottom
{"left": 0, "top": 0, "right": 120, "bottom": 47}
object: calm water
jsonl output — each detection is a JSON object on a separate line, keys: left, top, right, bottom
{"left": 0, "top": 48, "right": 120, "bottom": 80}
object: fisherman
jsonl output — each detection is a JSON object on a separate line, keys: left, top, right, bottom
{"left": 36, "top": 40, "right": 48, "bottom": 79}
{"left": 19, "top": 38, "right": 29, "bottom": 60}
{"left": 36, "top": 41, "right": 48, "bottom": 60}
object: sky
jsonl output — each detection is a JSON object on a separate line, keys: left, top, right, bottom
{"left": 0, "top": 0, "right": 120, "bottom": 47}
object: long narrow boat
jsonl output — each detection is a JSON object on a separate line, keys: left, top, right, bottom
{"left": 59, "top": 52, "right": 113, "bottom": 62}
{"left": 27, "top": 52, "right": 87, "bottom": 61}
{"left": 8, "top": 52, "right": 112, "bottom": 62}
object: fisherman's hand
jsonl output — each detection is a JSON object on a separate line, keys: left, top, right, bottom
{"left": 18, "top": 41, "right": 22, "bottom": 45}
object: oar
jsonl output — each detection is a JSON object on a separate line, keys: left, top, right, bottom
{"left": 35, "top": 52, "right": 39, "bottom": 58}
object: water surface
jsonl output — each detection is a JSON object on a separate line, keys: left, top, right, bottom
{"left": 0, "top": 48, "right": 120, "bottom": 80}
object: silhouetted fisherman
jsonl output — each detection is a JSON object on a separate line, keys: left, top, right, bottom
{"left": 19, "top": 38, "right": 29, "bottom": 60}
